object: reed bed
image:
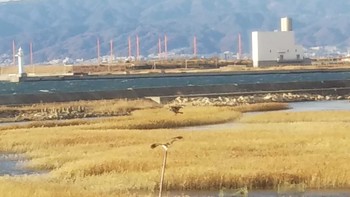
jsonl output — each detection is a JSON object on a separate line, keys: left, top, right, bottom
{"left": 231, "top": 102, "right": 289, "bottom": 113}
{"left": 0, "top": 105, "right": 242, "bottom": 131}
{"left": 0, "top": 104, "right": 348, "bottom": 196}
{"left": 86, "top": 106, "right": 241, "bottom": 130}
{"left": 0, "top": 98, "right": 160, "bottom": 123}
{"left": 16, "top": 98, "right": 159, "bottom": 113}
{"left": 0, "top": 178, "right": 99, "bottom": 197}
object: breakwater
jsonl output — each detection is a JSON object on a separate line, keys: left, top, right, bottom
{"left": 1, "top": 79, "right": 350, "bottom": 105}
{"left": 169, "top": 93, "right": 350, "bottom": 106}
{"left": 15, "top": 68, "right": 350, "bottom": 82}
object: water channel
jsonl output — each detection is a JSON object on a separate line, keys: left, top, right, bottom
{"left": 2, "top": 71, "right": 350, "bottom": 94}
{"left": 0, "top": 154, "right": 41, "bottom": 176}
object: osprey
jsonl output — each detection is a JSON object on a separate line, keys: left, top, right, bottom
{"left": 169, "top": 106, "right": 183, "bottom": 115}
{"left": 150, "top": 136, "right": 184, "bottom": 150}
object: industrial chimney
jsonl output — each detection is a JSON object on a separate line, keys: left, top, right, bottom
{"left": 281, "top": 17, "right": 292, "bottom": 32}
{"left": 17, "top": 47, "right": 25, "bottom": 76}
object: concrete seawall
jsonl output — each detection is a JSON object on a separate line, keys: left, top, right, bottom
{"left": 12, "top": 68, "right": 350, "bottom": 82}
{"left": 1, "top": 80, "right": 350, "bottom": 105}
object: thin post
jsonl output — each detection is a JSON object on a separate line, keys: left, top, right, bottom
{"left": 151, "top": 136, "right": 183, "bottom": 197}
{"left": 238, "top": 33, "right": 242, "bottom": 60}
{"left": 128, "top": 36, "right": 132, "bottom": 57}
{"left": 164, "top": 34, "right": 168, "bottom": 61}
{"left": 30, "top": 42, "right": 34, "bottom": 74}
{"left": 158, "top": 37, "right": 162, "bottom": 60}
{"left": 159, "top": 149, "right": 168, "bottom": 197}
{"left": 97, "top": 38, "right": 100, "bottom": 65}
{"left": 30, "top": 42, "right": 33, "bottom": 65}
{"left": 108, "top": 39, "right": 113, "bottom": 72}
{"left": 110, "top": 39, "right": 114, "bottom": 62}
{"left": 136, "top": 35, "right": 140, "bottom": 60}
{"left": 193, "top": 36, "right": 197, "bottom": 57}
{"left": 12, "top": 40, "right": 16, "bottom": 66}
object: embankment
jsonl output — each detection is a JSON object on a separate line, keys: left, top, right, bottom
{"left": 1, "top": 80, "right": 350, "bottom": 105}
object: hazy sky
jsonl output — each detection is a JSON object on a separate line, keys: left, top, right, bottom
{"left": 0, "top": 0, "right": 22, "bottom": 2}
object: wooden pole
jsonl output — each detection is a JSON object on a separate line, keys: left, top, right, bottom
{"left": 159, "top": 149, "right": 168, "bottom": 197}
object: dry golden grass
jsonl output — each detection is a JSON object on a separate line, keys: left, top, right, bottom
{"left": 0, "top": 99, "right": 160, "bottom": 123}
{"left": 0, "top": 178, "right": 99, "bottom": 197}
{"left": 2, "top": 62, "right": 350, "bottom": 76}
{"left": 0, "top": 104, "right": 349, "bottom": 196}
{"left": 0, "top": 65, "right": 73, "bottom": 75}
{"left": 18, "top": 98, "right": 159, "bottom": 113}
{"left": 0, "top": 105, "right": 242, "bottom": 131}
{"left": 231, "top": 102, "right": 289, "bottom": 113}
{"left": 86, "top": 106, "right": 241, "bottom": 130}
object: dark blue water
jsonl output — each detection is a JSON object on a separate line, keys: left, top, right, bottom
{"left": 2, "top": 71, "right": 350, "bottom": 95}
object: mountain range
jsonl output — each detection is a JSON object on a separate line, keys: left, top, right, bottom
{"left": 0, "top": 0, "right": 350, "bottom": 62}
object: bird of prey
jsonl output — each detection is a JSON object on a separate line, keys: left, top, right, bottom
{"left": 169, "top": 106, "right": 183, "bottom": 115}
{"left": 150, "top": 136, "right": 184, "bottom": 150}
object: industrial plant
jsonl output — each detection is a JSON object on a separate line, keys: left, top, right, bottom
{"left": 252, "top": 17, "right": 310, "bottom": 67}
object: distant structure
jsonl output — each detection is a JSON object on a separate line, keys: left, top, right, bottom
{"left": 136, "top": 35, "right": 140, "bottom": 60}
{"left": 29, "top": 42, "right": 33, "bottom": 65}
{"left": 281, "top": 17, "right": 293, "bottom": 32}
{"left": 193, "top": 36, "right": 197, "bottom": 57}
{"left": 158, "top": 37, "right": 162, "bottom": 60}
{"left": 12, "top": 40, "right": 16, "bottom": 66}
{"left": 237, "top": 33, "right": 242, "bottom": 60}
{"left": 252, "top": 17, "right": 309, "bottom": 67}
{"left": 16, "top": 47, "right": 25, "bottom": 76}
{"left": 164, "top": 34, "right": 168, "bottom": 60}
{"left": 96, "top": 38, "right": 100, "bottom": 64}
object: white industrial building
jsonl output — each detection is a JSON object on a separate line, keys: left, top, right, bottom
{"left": 252, "top": 17, "right": 308, "bottom": 67}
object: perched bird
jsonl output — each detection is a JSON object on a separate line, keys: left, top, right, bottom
{"left": 169, "top": 105, "right": 183, "bottom": 115}
{"left": 150, "top": 136, "right": 184, "bottom": 150}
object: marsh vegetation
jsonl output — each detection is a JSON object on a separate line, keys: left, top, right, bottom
{"left": 0, "top": 100, "right": 348, "bottom": 196}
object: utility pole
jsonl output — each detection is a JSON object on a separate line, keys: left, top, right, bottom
{"left": 238, "top": 33, "right": 242, "bottom": 60}
{"left": 193, "top": 35, "right": 197, "bottom": 57}
{"left": 12, "top": 40, "right": 16, "bottom": 66}
{"left": 97, "top": 38, "right": 100, "bottom": 65}
{"left": 164, "top": 34, "right": 168, "bottom": 61}
{"left": 158, "top": 37, "right": 162, "bottom": 61}
{"left": 128, "top": 36, "right": 132, "bottom": 58}
{"left": 136, "top": 35, "right": 140, "bottom": 60}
